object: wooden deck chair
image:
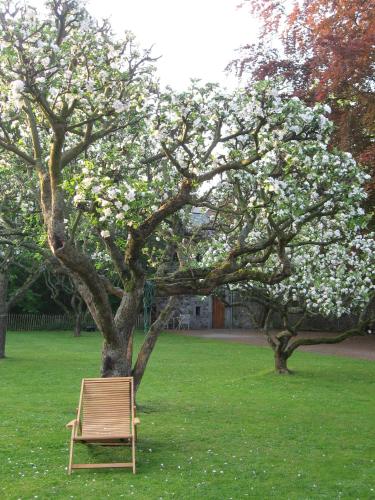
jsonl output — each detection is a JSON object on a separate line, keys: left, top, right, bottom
{"left": 66, "top": 377, "right": 140, "bottom": 474}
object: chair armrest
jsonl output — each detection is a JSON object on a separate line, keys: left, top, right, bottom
{"left": 66, "top": 419, "right": 78, "bottom": 429}
{"left": 134, "top": 417, "right": 140, "bottom": 425}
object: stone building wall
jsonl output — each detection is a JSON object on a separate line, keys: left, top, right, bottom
{"left": 231, "top": 302, "right": 265, "bottom": 329}
{"left": 156, "top": 295, "right": 212, "bottom": 329}
{"left": 156, "top": 293, "right": 362, "bottom": 332}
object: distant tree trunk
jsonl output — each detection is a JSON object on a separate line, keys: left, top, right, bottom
{"left": 274, "top": 329, "right": 294, "bottom": 375}
{"left": 274, "top": 349, "right": 291, "bottom": 374}
{"left": 263, "top": 307, "right": 291, "bottom": 374}
{"left": 0, "top": 272, "right": 8, "bottom": 359}
{"left": 72, "top": 293, "right": 84, "bottom": 337}
{"left": 45, "top": 267, "right": 88, "bottom": 338}
{"left": 74, "top": 311, "right": 82, "bottom": 337}
{"left": 0, "top": 263, "right": 46, "bottom": 358}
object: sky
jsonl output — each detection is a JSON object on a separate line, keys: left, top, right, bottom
{"left": 87, "top": 0, "right": 258, "bottom": 89}
{"left": 32, "top": 0, "right": 259, "bottom": 90}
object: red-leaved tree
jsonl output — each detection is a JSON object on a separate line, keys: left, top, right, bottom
{"left": 230, "top": 0, "right": 375, "bottom": 213}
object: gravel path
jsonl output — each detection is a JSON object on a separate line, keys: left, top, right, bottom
{"left": 171, "top": 328, "right": 375, "bottom": 361}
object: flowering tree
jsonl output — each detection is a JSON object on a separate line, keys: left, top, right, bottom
{"left": 230, "top": 0, "right": 375, "bottom": 218}
{"left": 0, "top": 0, "right": 370, "bottom": 390}
{"left": 232, "top": 234, "right": 375, "bottom": 373}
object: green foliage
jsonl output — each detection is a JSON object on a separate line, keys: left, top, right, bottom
{"left": 1, "top": 331, "right": 375, "bottom": 499}
{"left": 9, "top": 272, "right": 61, "bottom": 314}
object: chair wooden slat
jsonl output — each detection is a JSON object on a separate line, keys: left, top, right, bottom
{"left": 66, "top": 377, "right": 139, "bottom": 474}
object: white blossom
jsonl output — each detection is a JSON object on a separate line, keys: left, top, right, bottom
{"left": 10, "top": 80, "right": 25, "bottom": 93}
{"left": 113, "top": 100, "right": 128, "bottom": 113}
{"left": 127, "top": 190, "right": 136, "bottom": 202}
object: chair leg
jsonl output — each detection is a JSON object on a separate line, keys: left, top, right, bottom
{"left": 132, "top": 437, "right": 136, "bottom": 474}
{"left": 68, "top": 430, "right": 75, "bottom": 475}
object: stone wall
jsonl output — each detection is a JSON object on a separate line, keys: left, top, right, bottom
{"left": 231, "top": 302, "right": 266, "bottom": 329}
{"left": 156, "top": 295, "right": 212, "bottom": 329}
{"left": 156, "top": 293, "right": 362, "bottom": 332}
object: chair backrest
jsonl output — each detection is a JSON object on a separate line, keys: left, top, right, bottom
{"left": 79, "top": 377, "right": 134, "bottom": 437}
{"left": 179, "top": 314, "right": 190, "bottom": 323}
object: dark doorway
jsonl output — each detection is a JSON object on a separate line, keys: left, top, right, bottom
{"left": 212, "top": 297, "right": 225, "bottom": 328}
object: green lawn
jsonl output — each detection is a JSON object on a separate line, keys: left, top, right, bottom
{"left": 1, "top": 331, "right": 375, "bottom": 500}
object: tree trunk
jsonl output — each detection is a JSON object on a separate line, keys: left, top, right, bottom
{"left": 101, "top": 341, "right": 132, "bottom": 377}
{"left": 0, "top": 314, "right": 7, "bottom": 359}
{"left": 0, "top": 272, "right": 8, "bottom": 359}
{"left": 99, "top": 279, "right": 144, "bottom": 378}
{"left": 274, "top": 350, "right": 291, "bottom": 374}
{"left": 74, "top": 312, "right": 82, "bottom": 337}
{"left": 132, "top": 297, "right": 177, "bottom": 392}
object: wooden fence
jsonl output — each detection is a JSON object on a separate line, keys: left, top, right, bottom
{"left": 7, "top": 313, "right": 144, "bottom": 331}
{"left": 7, "top": 313, "right": 91, "bottom": 331}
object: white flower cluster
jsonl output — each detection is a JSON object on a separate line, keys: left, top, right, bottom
{"left": 10, "top": 79, "right": 25, "bottom": 108}
{"left": 136, "top": 82, "right": 374, "bottom": 303}
{"left": 1, "top": 2, "right": 155, "bottom": 125}
{"left": 268, "top": 235, "right": 375, "bottom": 318}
